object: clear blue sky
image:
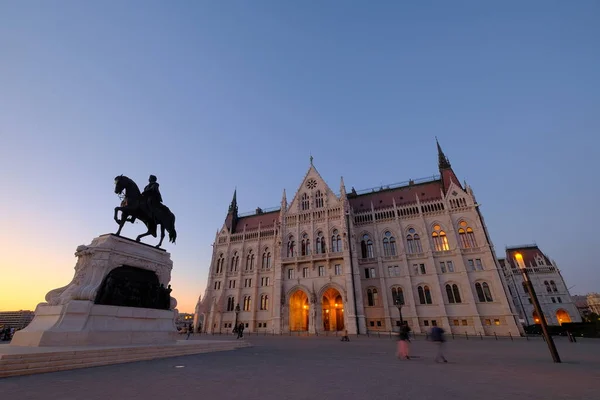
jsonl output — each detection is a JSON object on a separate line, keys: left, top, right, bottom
{"left": 1, "top": 1, "right": 599, "bottom": 312}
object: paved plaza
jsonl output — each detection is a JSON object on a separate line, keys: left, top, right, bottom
{"left": 1, "top": 334, "right": 599, "bottom": 400}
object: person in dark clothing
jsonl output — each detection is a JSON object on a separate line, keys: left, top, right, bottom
{"left": 397, "top": 321, "right": 411, "bottom": 359}
{"left": 430, "top": 326, "right": 448, "bottom": 363}
{"left": 340, "top": 329, "right": 350, "bottom": 342}
{"left": 237, "top": 323, "right": 244, "bottom": 339}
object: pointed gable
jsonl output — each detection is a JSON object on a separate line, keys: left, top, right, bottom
{"left": 287, "top": 161, "right": 340, "bottom": 213}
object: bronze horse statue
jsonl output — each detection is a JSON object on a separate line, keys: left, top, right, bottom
{"left": 113, "top": 175, "right": 177, "bottom": 248}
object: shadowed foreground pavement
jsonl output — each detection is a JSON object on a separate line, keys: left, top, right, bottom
{"left": 1, "top": 335, "right": 599, "bottom": 400}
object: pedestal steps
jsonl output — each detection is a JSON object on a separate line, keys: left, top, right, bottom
{"left": 0, "top": 340, "right": 250, "bottom": 378}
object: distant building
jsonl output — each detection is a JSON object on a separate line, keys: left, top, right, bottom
{"left": 193, "top": 295, "right": 203, "bottom": 333}
{"left": 0, "top": 310, "right": 34, "bottom": 330}
{"left": 571, "top": 295, "right": 591, "bottom": 319}
{"left": 587, "top": 293, "right": 600, "bottom": 315}
{"left": 196, "top": 142, "right": 521, "bottom": 336}
{"left": 175, "top": 313, "right": 194, "bottom": 330}
{"left": 499, "top": 245, "right": 581, "bottom": 326}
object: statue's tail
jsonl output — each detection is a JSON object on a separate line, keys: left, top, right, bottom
{"left": 169, "top": 213, "right": 177, "bottom": 244}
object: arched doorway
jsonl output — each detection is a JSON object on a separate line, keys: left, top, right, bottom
{"left": 322, "top": 287, "right": 344, "bottom": 331}
{"left": 556, "top": 309, "right": 571, "bottom": 325}
{"left": 289, "top": 290, "right": 309, "bottom": 331}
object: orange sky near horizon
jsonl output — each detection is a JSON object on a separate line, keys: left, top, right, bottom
{"left": 0, "top": 228, "right": 202, "bottom": 314}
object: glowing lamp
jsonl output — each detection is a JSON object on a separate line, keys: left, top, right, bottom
{"left": 514, "top": 253, "right": 525, "bottom": 269}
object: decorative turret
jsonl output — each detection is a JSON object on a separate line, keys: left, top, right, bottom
{"left": 281, "top": 188, "right": 287, "bottom": 211}
{"left": 224, "top": 189, "right": 238, "bottom": 232}
{"left": 435, "top": 138, "right": 462, "bottom": 194}
{"left": 340, "top": 176, "right": 346, "bottom": 197}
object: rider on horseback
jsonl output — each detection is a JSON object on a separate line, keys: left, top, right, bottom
{"left": 142, "top": 175, "right": 163, "bottom": 223}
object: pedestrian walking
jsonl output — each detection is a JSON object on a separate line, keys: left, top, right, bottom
{"left": 430, "top": 325, "right": 447, "bottom": 363}
{"left": 340, "top": 329, "right": 350, "bottom": 342}
{"left": 397, "top": 321, "right": 411, "bottom": 359}
{"left": 237, "top": 323, "right": 244, "bottom": 339}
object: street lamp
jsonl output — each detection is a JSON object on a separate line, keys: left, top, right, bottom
{"left": 515, "top": 253, "right": 561, "bottom": 363}
{"left": 234, "top": 303, "right": 240, "bottom": 333}
{"left": 395, "top": 295, "right": 404, "bottom": 325}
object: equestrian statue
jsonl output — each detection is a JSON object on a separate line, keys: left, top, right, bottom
{"left": 113, "top": 174, "right": 177, "bottom": 248}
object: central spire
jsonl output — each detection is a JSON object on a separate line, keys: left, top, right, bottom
{"left": 228, "top": 188, "right": 238, "bottom": 214}
{"left": 436, "top": 137, "right": 451, "bottom": 170}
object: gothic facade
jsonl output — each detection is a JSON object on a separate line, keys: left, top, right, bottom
{"left": 499, "top": 245, "right": 582, "bottom": 326}
{"left": 196, "top": 142, "right": 521, "bottom": 336}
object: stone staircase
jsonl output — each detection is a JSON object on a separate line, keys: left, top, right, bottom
{"left": 0, "top": 340, "right": 251, "bottom": 378}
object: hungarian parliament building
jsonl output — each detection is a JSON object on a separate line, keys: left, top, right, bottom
{"left": 196, "top": 142, "right": 522, "bottom": 336}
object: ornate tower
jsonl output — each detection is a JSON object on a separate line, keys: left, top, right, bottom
{"left": 224, "top": 189, "right": 238, "bottom": 233}
{"left": 436, "top": 138, "right": 462, "bottom": 194}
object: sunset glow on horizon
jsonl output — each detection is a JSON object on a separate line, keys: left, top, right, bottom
{"left": 1, "top": 2, "right": 599, "bottom": 315}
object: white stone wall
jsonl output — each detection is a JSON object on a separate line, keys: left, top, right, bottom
{"left": 197, "top": 171, "right": 521, "bottom": 336}
{"left": 503, "top": 264, "right": 583, "bottom": 325}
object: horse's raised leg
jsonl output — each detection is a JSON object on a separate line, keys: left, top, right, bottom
{"left": 136, "top": 230, "right": 153, "bottom": 242}
{"left": 156, "top": 225, "right": 166, "bottom": 248}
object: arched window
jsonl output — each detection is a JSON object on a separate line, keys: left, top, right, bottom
{"left": 301, "top": 193, "right": 309, "bottom": 211}
{"left": 361, "top": 234, "right": 374, "bottom": 258}
{"left": 458, "top": 221, "right": 477, "bottom": 248}
{"left": 260, "top": 295, "right": 269, "bottom": 311}
{"left": 216, "top": 254, "right": 224, "bottom": 274}
{"left": 246, "top": 250, "right": 255, "bottom": 271}
{"left": 556, "top": 309, "right": 571, "bottom": 324}
{"left": 406, "top": 228, "right": 423, "bottom": 254}
{"left": 446, "top": 284, "right": 462, "bottom": 303}
{"left": 417, "top": 285, "right": 432, "bottom": 304}
{"left": 367, "top": 288, "right": 378, "bottom": 306}
{"left": 432, "top": 225, "right": 449, "bottom": 251}
{"left": 262, "top": 248, "right": 271, "bottom": 269}
{"left": 331, "top": 229, "right": 342, "bottom": 252}
{"left": 315, "top": 190, "right": 324, "bottom": 208}
{"left": 418, "top": 285, "right": 432, "bottom": 304}
{"left": 391, "top": 287, "right": 405, "bottom": 305}
{"left": 243, "top": 296, "right": 251, "bottom": 311}
{"left": 550, "top": 280, "right": 558, "bottom": 292}
{"left": 316, "top": 232, "right": 323, "bottom": 253}
{"left": 544, "top": 281, "right": 551, "bottom": 293}
{"left": 287, "top": 236, "right": 296, "bottom": 257}
{"left": 227, "top": 296, "right": 235, "bottom": 311}
{"left": 418, "top": 286, "right": 425, "bottom": 304}
{"left": 230, "top": 252, "right": 239, "bottom": 272}
{"left": 383, "top": 231, "right": 397, "bottom": 256}
{"left": 301, "top": 233, "right": 311, "bottom": 256}
{"left": 475, "top": 282, "right": 494, "bottom": 302}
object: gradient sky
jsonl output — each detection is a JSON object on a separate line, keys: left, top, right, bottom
{"left": 1, "top": 1, "right": 599, "bottom": 313}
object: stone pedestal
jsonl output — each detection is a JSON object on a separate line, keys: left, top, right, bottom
{"left": 11, "top": 234, "right": 179, "bottom": 347}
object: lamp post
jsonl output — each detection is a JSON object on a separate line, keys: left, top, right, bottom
{"left": 234, "top": 303, "right": 240, "bottom": 333}
{"left": 395, "top": 295, "right": 404, "bottom": 326}
{"left": 515, "top": 253, "right": 561, "bottom": 363}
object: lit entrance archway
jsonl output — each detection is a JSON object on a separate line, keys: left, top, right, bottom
{"left": 556, "top": 309, "right": 571, "bottom": 325}
{"left": 289, "top": 290, "right": 309, "bottom": 331}
{"left": 322, "top": 287, "right": 344, "bottom": 331}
